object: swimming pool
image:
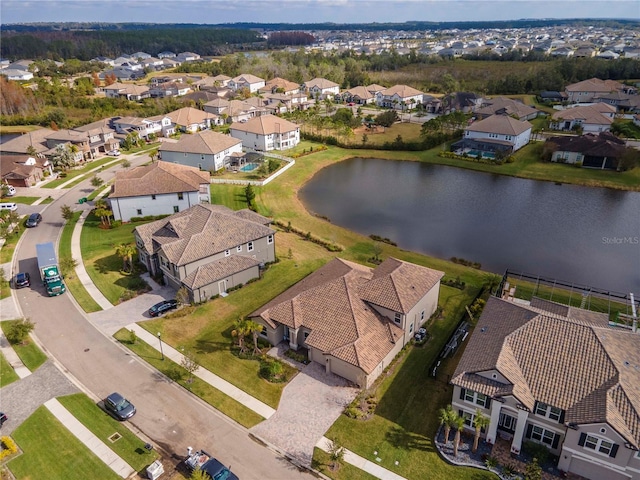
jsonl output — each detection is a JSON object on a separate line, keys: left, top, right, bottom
{"left": 240, "top": 163, "right": 259, "bottom": 172}
{"left": 467, "top": 150, "right": 495, "bottom": 159}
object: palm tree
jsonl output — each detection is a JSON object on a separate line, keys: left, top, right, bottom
{"left": 231, "top": 318, "right": 249, "bottom": 353}
{"left": 115, "top": 243, "right": 136, "bottom": 273}
{"left": 245, "top": 320, "right": 264, "bottom": 355}
{"left": 438, "top": 404, "right": 455, "bottom": 444}
{"left": 472, "top": 409, "right": 490, "bottom": 453}
{"left": 452, "top": 414, "right": 466, "bottom": 457}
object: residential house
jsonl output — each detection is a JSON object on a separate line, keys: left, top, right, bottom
{"left": 249, "top": 257, "right": 444, "bottom": 388}
{"left": 451, "top": 295, "right": 640, "bottom": 480}
{"left": 565, "top": 78, "right": 626, "bottom": 103}
{"left": 113, "top": 115, "right": 174, "bottom": 140}
{"left": 159, "top": 130, "right": 243, "bottom": 172}
{"left": 148, "top": 81, "right": 192, "bottom": 98}
{"left": 134, "top": 204, "right": 276, "bottom": 302}
{"left": 454, "top": 114, "right": 532, "bottom": 154}
{"left": 441, "top": 92, "right": 483, "bottom": 114}
{"left": 303, "top": 77, "right": 340, "bottom": 100}
{"left": 0, "top": 69, "right": 34, "bottom": 81}
{"left": 340, "top": 86, "right": 376, "bottom": 104}
{"left": 549, "top": 104, "right": 615, "bottom": 133}
{"left": 1, "top": 155, "right": 53, "bottom": 187}
{"left": 44, "top": 130, "right": 96, "bottom": 162}
{"left": 165, "top": 107, "right": 221, "bottom": 133}
{"left": 0, "top": 129, "right": 55, "bottom": 157}
{"left": 545, "top": 132, "right": 628, "bottom": 170}
{"left": 109, "top": 161, "right": 211, "bottom": 222}
{"left": 476, "top": 97, "right": 540, "bottom": 121}
{"left": 229, "top": 114, "right": 300, "bottom": 151}
{"left": 157, "top": 51, "right": 176, "bottom": 59}
{"left": 193, "top": 75, "right": 232, "bottom": 91}
{"left": 229, "top": 74, "right": 266, "bottom": 93}
{"left": 375, "top": 84, "right": 424, "bottom": 110}
{"left": 259, "top": 77, "right": 300, "bottom": 96}
{"left": 103, "top": 83, "right": 150, "bottom": 101}
{"left": 176, "top": 52, "right": 201, "bottom": 63}
{"left": 593, "top": 92, "right": 640, "bottom": 113}
{"left": 73, "top": 119, "right": 120, "bottom": 155}
{"left": 203, "top": 99, "right": 263, "bottom": 123}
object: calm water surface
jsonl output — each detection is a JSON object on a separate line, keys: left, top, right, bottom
{"left": 299, "top": 158, "right": 640, "bottom": 294}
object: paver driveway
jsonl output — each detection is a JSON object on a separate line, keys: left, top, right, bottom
{"left": 250, "top": 361, "right": 359, "bottom": 466}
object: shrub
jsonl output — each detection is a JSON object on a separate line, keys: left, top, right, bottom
{"left": 5, "top": 318, "right": 34, "bottom": 344}
{"left": 259, "top": 358, "right": 285, "bottom": 382}
{"left": 0, "top": 436, "right": 18, "bottom": 460}
{"left": 484, "top": 456, "right": 498, "bottom": 469}
{"left": 522, "top": 440, "right": 551, "bottom": 464}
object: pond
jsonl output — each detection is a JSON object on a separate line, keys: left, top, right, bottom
{"left": 299, "top": 158, "right": 640, "bottom": 294}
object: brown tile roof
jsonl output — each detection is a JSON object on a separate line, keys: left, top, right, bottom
{"left": 250, "top": 257, "right": 442, "bottom": 374}
{"left": 1, "top": 154, "right": 44, "bottom": 179}
{"left": 260, "top": 77, "right": 300, "bottom": 93}
{"left": 343, "top": 86, "right": 374, "bottom": 100}
{"left": 304, "top": 78, "right": 339, "bottom": 90}
{"left": 232, "top": 74, "right": 265, "bottom": 85}
{"left": 159, "top": 130, "right": 241, "bottom": 156}
{"left": 134, "top": 204, "right": 274, "bottom": 266}
{"left": 229, "top": 114, "right": 299, "bottom": 135}
{"left": 467, "top": 114, "right": 533, "bottom": 135}
{"left": 452, "top": 296, "right": 640, "bottom": 448}
{"left": 165, "top": 107, "right": 218, "bottom": 126}
{"left": 103, "top": 82, "right": 149, "bottom": 95}
{"left": 477, "top": 97, "right": 539, "bottom": 119}
{"left": 551, "top": 105, "right": 614, "bottom": 124}
{"left": 110, "top": 161, "right": 209, "bottom": 199}
{"left": 379, "top": 84, "right": 424, "bottom": 98}
{"left": 182, "top": 255, "right": 262, "bottom": 289}
{"left": 0, "top": 129, "right": 55, "bottom": 155}
{"left": 565, "top": 78, "right": 625, "bottom": 93}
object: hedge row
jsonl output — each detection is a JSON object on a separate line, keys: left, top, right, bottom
{"left": 273, "top": 220, "right": 343, "bottom": 252}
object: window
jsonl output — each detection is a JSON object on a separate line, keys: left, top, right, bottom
{"left": 421, "top": 310, "right": 425, "bottom": 321}
{"left": 578, "top": 433, "right": 618, "bottom": 457}
{"left": 535, "top": 402, "right": 562, "bottom": 421}
{"left": 198, "top": 163, "right": 202, "bottom": 170}
{"left": 409, "top": 323, "right": 414, "bottom": 333}
{"left": 225, "top": 250, "right": 230, "bottom": 257}
{"left": 247, "top": 242, "right": 254, "bottom": 252}
{"left": 530, "top": 425, "right": 557, "bottom": 446}
{"left": 151, "top": 194, "right": 156, "bottom": 200}
{"left": 237, "top": 245, "right": 242, "bottom": 252}
{"left": 137, "top": 209, "right": 142, "bottom": 215}
{"left": 260, "top": 326, "right": 267, "bottom": 336}
{"left": 267, "top": 234, "right": 273, "bottom": 244}
{"left": 178, "top": 192, "right": 183, "bottom": 200}
{"left": 304, "top": 332, "right": 309, "bottom": 339}
{"left": 461, "top": 388, "right": 490, "bottom": 408}
{"left": 394, "top": 312, "right": 402, "bottom": 324}
{"left": 173, "top": 206, "right": 179, "bottom": 213}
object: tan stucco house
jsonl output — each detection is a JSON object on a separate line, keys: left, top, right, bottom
{"left": 250, "top": 257, "right": 444, "bottom": 388}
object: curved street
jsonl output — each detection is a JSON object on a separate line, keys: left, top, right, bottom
{"left": 8, "top": 152, "right": 313, "bottom": 480}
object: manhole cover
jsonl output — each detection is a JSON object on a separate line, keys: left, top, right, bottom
{"left": 108, "top": 433, "right": 122, "bottom": 443}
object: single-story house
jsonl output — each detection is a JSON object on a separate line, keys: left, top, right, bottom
{"left": 229, "top": 114, "right": 299, "bottom": 151}
{"left": 451, "top": 295, "right": 640, "bottom": 480}
{"left": 159, "top": 130, "right": 243, "bottom": 172}
{"left": 1, "top": 155, "right": 53, "bottom": 187}
{"left": 103, "top": 83, "right": 150, "bottom": 101}
{"left": 134, "top": 204, "right": 276, "bottom": 303}
{"left": 249, "top": 257, "right": 444, "bottom": 388}
{"left": 0, "top": 69, "right": 34, "bottom": 81}
{"left": 165, "top": 107, "right": 221, "bottom": 132}
{"left": 476, "top": 97, "right": 540, "bottom": 121}
{"left": 375, "top": 84, "right": 424, "bottom": 109}
{"left": 453, "top": 114, "right": 532, "bottom": 154}
{"left": 340, "top": 86, "right": 376, "bottom": 104}
{"left": 109, "top": 161, "right": 211, "bottom": 222}
{"left": 545, "top": 132, "right": 628, "bottom": 170}
{"left": 549, "top": 104, "right": 616, "bottom": 133}
{"left": 0, "top": 129, "right": 56, "bottom": 157}
{"left": 229, "top": 74, "right": 266, "bottom": 93}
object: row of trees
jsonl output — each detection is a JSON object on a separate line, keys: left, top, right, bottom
{"left": 439, "top": 404, "right": 489, "bottom": 457}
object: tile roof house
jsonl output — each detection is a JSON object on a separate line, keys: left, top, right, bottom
{"left": 0, "top": 129, "right": 56, "bottom": 157}
{"left": 375, "top": 84, "right": 424, "bottom": 109}
{"left": 250, "top": 257, "right": 444, "bottom": 388}
{"left": 476, "top": 97, "right": 540, "bottom": 121}
{"left": 302, "top": 77, "right": 340, "bottom": 100}
{"left": 229, "top": 74, "right": 266, "bottom": 93}
{"left": 259, "top": 77, "right": 301, "bottom": 96}
{"left": 453, "top": 114, "right": 532, "bottom": 155}
{"left": 109, "top": 161, "right": 211, "bottom": 222}
{"left": 340, "top": 85, "right": 376, "bottom": 104}
{"left": 165, "top": 107, "right": 221, "bottom": 133}
{"left": 229, "top": 114, "right": 300, "bottom": 151}
{"left": 159, "top": 130, "right": 243, "bottom": 172}
{"left": 451, "top": 295, "right": 640, "bottom": 480}
{"left": 545, "top": 132, "right": 628, "bottom": 170}
{"left": 565, "top": 78, "right": 626, "bottom": 103}
{"left": 103, "top": 82, "right": 150, "bottom": 101}
{"left": 0, "top": 154, "right": 53, "bottom": 187}
{"left": 550, "top": 104, "right": 616, "bottom": 133}
{"left": 441, "top": 91, "right": 483, "bottom": 115}
{"left": 134, "top": 204, "right": 275, "bottom": 302}
{"left": 113, "top": 115, "right": 174, "bottom": 139}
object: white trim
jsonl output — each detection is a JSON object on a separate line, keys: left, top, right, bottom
{"left": 562, "top": 446, "right": 632, "bottom": 475}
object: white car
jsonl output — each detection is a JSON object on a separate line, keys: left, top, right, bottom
{"left": 3, "top": 185, "right": 16, "bottom": 197}
{"left": 107, "top": 150, "right": 121, "bottom": 156}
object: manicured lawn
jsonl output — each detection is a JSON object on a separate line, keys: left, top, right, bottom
{"left": 0, "top": 222, "right": 26, "bottom": 264}
{"left": 0, "top": 351, "right": 20, "bottom": 387}
{"left": 59, "top": 211, "right": 102, "bottom": 313}
{"left": 209, "top": 184, "right": 248, "bottom": 210}
{"left": 7, "top": 196, "right": 39, "bottom": 205}
{"left": 57, "top": 393, "right": 159, "bottom": 473}
{"left": 313, "top": 448, "right": 379, "bottom": 480}
{"left": 0, "top": 125, "right": 43, "bottom": 134}
{"left": 42, "top": 157, "right": 122, "bottom": 189}
{"left": 8, "top": 406, "right": 121, "bottom": 480}
{"left": 80, "top": 213, "right": 150, "bottom": 305}
{"left": 113, "top": 328, "right": 264, "bottom": 428}
{"left": 350, "top": 122, "right": 423, "bottom": 146}
{"left": 0, "top": 320, "right": 47, "bottom": 371}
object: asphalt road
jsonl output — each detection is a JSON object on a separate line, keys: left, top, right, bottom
{"left": 13, "top": 154, "right": 313, "bottom": 479}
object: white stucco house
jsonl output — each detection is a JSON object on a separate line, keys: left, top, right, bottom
{"left": 109, "top": 161, "right": 211, "bottom": 222}
{"left": 455, "top": 114, "right": 533, "bottom": 154}
{"left": 375, "top": 84, "right": 424, "bottom": 109}
{"left": 550, "top": 104, "right": 616, "bottom": 133}
{"left": 303, "top": 77, "right": 340, "bottom": 100}
{"left": 113, "top": 115, "right": 173, "bottom": 139}
{"left": 229, "top": 74, "right": 266, "bottom": 93}
{"left": 159, "top": 130, "right": 243, "bottom": 172}
{"left": 229, "top": 114, "right": 300, "bottom": 151}
{"left": 165, "top": 107, "right": 221, "bottom": 133}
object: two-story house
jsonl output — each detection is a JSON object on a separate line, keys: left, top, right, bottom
{"left": 103, "top": 82, "right": 150, "bottom": 101}
{"left": 550, "top": 104, "right": 616, "bottom": 133}
{"left": 165, "top": 107, "right": 221, "bottom": 133}
{"left": 455, "top": 114, "right": 532, "bottom": 155}
{"left": 159, "top": 130, "right": 243, "bottom": 172}
{"left": 451, "top": 296, "right": 640, "bottom": 480}
{"left": 134, "top": 204, "right": 276, "bottom": 302}
{"left": 229, "top": 74, "right": 266, "bottom": 93}
{"left": 259, "top": 77, "right": 301, "bottom": 96}
{"left": 375, "top": 84, "right": 424, "bottom": 110}
{"left": 303, "top": 77, "right": 340, "bottom": 100}
{"left": 229, "top": 114, "right": 300, "bottom": 151}
{"left": 113, "top": 115, "right": 174, "bottom": 139}
{"left": 249, "top": 257, "right": 444, "bottom": 388}
{"left": 109, "top": 161, "right": 211, "bottom": 222}
{"left": 565, "top": 78, "right": 627, "bottom": 103}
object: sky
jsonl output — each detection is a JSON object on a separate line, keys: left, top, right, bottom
{"left": 1, "top": 0, "right": 637, "bottom": 25}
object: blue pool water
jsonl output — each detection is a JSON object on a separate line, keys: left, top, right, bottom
{"left": 240, "top": 163, "right": 259, "bottom": 172}
{"left": 468, "top": 150, "right": 496, "bottom": 159}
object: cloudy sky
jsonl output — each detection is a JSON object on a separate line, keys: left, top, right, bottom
{"left": 1, "top": 0, "right": 634, "bottom": 24}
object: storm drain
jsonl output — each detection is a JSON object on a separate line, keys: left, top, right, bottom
{"left": 108, "top": 432, "right": 122, "bottom": 443}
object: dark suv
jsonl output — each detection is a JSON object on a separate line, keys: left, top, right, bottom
{"left": 148, "top": 299, "right": 178, "bottom": 317}
{"left": 25, "top": 212, "right": 42, "bottom": 228}
{"left": 15, "top": 272, "right": 30, "bottom": 288}
{"left": 0, "top": 412, "right": 7, "bottom": 427}
{"left": 104, "top": 392, "right": 136, "bottom": 421}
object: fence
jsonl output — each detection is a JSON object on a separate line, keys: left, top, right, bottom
{"left": 210, "top": 150, "right": 295, "bottom": 187}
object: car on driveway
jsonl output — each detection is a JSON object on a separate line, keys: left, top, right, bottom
{"left": 3, "top": 185, "right": 16, "bottom": 197}
{"left": 0, "top": 412, "right": 7, "bottom": 427}
{"left": 148, "top": 299, "right": 178, "bottom": 317}
{"left": 107, "top": 149, "right": 121, "bottom": 156}
{"left": 104, "top": 392, "right": 136, "bottom": 421}
{"left": 15, "top": 272, "right": 30, "bottom": 288}
{"left": 25, "top": 212, "right": 42, "bottom": 228}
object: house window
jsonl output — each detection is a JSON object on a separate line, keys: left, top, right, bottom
{"left": 530, "top": 425, "right": 558, "bottom": 447}
{"left": 580, "top": 434, "right": 617, "bottom": 457}
{"left": 421, "top": 310, "right": 425, "bottom": 321}
{"left": 394, "top": 312, "right": 402, "bottom": 324}
{"left": 225, "top": 250, "right": 230, "bottom": 257}
{"left": 198, "top": 163, "right": 202, "bottom": 170}
{"left": 248, "top": 242, "right": 254, "bottom": 252}
{"left": 184, "top": 152, "right": 187, "bottom": 157}
{"left": 535, "top": 402, "right": 562, "bottom": 421}
{"left": 260, "top": 326, "right": 267, "bottom": 336}
{"left": 178, "top": 192, "right": 183, "bottom": 200}
{"left": 173, "top": 206, "right": 179, "bottom": 213}
{"left": 304, "top": 332, "right": 309, "bottom": 339}
{"left": 409, "top": 323, "right": 414, "bottom": 333}
{"left": 137, "top": 209, "right": 142, "bottom": 215}
{"left": 237, "top": 245, "right": 242, "bottom": 252}
{"left": 459, "top": 410, "right": 474, "bottom": 427}
{"left": 151, "top": 194, "right": 156, "bottom": 200}
{"left": 461, "top": 388, "right": 490, "bottom": 408}
{"left": 267, "top": 234, "right": 273, "bottom": 244}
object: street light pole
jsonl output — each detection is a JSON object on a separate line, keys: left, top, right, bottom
{"left": 157, "top": 332, "right": 164, "bottom": 360}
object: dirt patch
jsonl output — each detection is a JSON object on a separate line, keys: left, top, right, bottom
{"left": 353, "top": 125, "right": 385, "bottom": 135}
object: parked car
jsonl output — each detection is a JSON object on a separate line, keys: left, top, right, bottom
{"left": 185, "top": 450, "right": 239, "bottom": 480}
{"left": 15, "top": 272, "right": 30, "bottom": 288}
{"left": 103, "top": 392, "right": 136, "bottom": 421}
{"left": 3, "top": 185, "right": 16, "bottom": 197}
{"left": 0, "top": 412, "right": 7, "bottom": 427}
{"left": 148, "top": 299, "right": 178, "bottom": 317}
{"left": 107, "top": 149, "right": 121, "bottom": 156}
{"left": 25, "top": 212, "right": 42, "bottom": 228}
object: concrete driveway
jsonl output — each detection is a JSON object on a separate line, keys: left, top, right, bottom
{"left": 250, "top": 361, "right": 358, "bottom": 466}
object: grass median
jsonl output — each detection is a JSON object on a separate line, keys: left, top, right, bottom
{"left": 0, "top": 321, "right": 47, "bottom": 372}
{"left": 0, "top": 351, "right": 20, "bottom": 387}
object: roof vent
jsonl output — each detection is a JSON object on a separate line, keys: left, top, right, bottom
{"left": 624, "top": 361, "right": 630, "bottom": 367}
{"left": 481, "top": 327, "right": 487, "bottom": 333}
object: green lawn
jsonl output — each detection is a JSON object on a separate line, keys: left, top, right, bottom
{"left": 80, "top": 213, "right": 150, "bottom": 305}
{"left": 42, "top": 157, "right": 122, "bottom": 189}
{"left": 313, "top": 448, "right": 379, "bottom": 480}
{"left": 59, "top": 211, "right": 102, "bottom": 313}
{"left": 0, "top": 221, "right": 26, "bottom": 264}
{"left": 8, "top": 406, "right": 121, "bottom": 480}
{"left": 7, "top": 196, "right": 39, "bottom": 205}
{"left": 57, "top": 393, "right": 159, "bottom": 473}
{"left": 0, "top": 321, "right": 47, "bottom": 371}
{"left": 0, "top": 351, "right": 20, "bottom": 387}
{"left": 113, "top": 329, "right": 264, "bottom": 429}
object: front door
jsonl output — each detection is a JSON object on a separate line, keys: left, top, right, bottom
{"left": 283, "top": 326, "right": 290, "bottom": 341}
{"left": 218, "top": 280, "right": 226, "bottom": 294}
{"left": 498, "top": 412, "right": 517, "bottom": 434}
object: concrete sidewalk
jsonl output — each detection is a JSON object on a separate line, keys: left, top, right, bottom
{"left": 44, "top": 398, "right": 135, "bottom": 478}
{"left": 127, "top": 324, "right": 276, "bottom": 420}
{"left": 0, "top": 331, "right": 31, "bottom": 379}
